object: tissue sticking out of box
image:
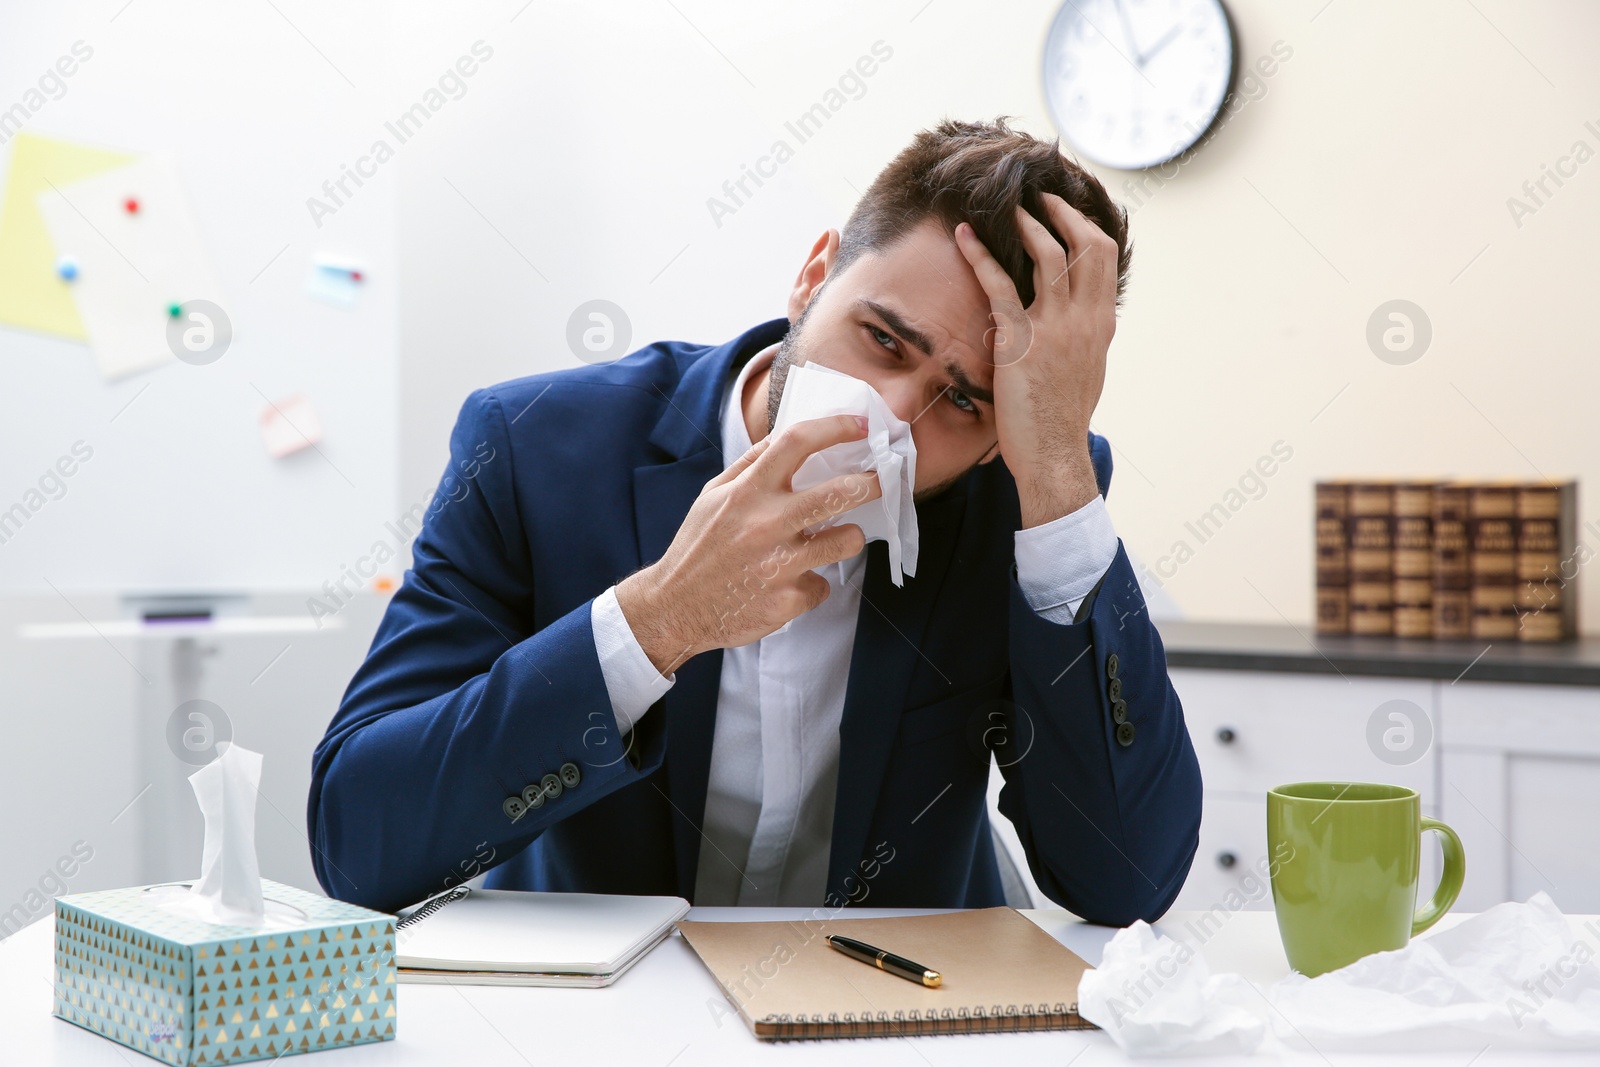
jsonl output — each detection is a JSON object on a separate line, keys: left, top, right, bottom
{"left": 186, "top": 741, "right": 266, "bottom": 924}
{"left": 771, "top": 361, "right": 918, "bottom": 585}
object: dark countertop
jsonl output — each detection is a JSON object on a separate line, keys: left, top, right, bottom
{"left": 1158, "top": 620, "right": 1600, "bottom": 687}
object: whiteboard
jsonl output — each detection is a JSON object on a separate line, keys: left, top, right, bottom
{"left": 0, "top": 0, "right": 398, "bottom": 593}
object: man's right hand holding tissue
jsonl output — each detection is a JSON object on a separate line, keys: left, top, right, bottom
{"left": 616, "top": 413, "right": 881, "bottom": 676}
{"left": 954, "top": 192, "right": 1117, "bottom": 531}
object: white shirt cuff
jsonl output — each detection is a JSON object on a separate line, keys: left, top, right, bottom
{"left": 1013, "top": 495, "right": 1119, "bottom": 624}
{"left": 590, "top": 586, "right": 675, "bottom": 735}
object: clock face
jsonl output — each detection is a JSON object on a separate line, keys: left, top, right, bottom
{"left": 1043, "top": 0, "right": 1237, "bottom": 170}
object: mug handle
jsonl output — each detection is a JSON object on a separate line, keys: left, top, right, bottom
{"left": 1413, "top": 816, "right": 1466, "bottom": 937}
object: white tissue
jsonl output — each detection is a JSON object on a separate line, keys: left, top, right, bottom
{"left": 1078, "top": 921, "right": 1267, "bottom": 1057}
{"left": 770, "top": 362, "right": 918, "bottom": 585}
{"left": 1268, "top": 892, "right": 1600, "bottom": 1052}
{"left": 185, "top": 742, "right": 266, "bottom": 925}
{"left": 1079, "top": 895, "right": 1600, "bottom": 1057}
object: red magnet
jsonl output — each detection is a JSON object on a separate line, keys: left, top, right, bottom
{"left": 124, "top": 197, "right": 140, "bottom": 214}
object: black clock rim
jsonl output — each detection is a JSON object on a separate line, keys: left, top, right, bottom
{"left": 1040, "top": 0, "right": 1242, "bottom": 173}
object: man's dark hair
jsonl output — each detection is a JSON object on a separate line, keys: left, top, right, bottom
{"left": 835, "top": 116, "right": 1132, "bottom": 307}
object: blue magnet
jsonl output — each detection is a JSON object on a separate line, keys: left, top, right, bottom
{"left": 56, "top": 256, "right": 79, "bottom": 282}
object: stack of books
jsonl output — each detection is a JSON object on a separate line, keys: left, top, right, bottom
{"left": 1315, "top": 480, "right": 1579, "bottom": 641}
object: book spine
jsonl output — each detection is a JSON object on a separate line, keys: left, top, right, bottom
{"left": 1392, "top": 482, "right": 1434, "bottom": 638}
{"left": 1432, "top": 483, "right": 1471, "bottom": 639}
{"left": 1561, "top": 481, "right": 1581, "bottom": 637}
{"left": 1515, "top": 481, "right": 1578, "bottom": 641}
{"left": 1348, "top": 482, "right": 1394, "bottom": 636}
{"left": 1469, "top": 484, "right": 1519, "bottom": 640}
{"left": 1314, "top": 481, "right": 1350, "bottom": 634}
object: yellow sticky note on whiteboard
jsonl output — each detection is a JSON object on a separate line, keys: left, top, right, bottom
{"left": 0, "top": 131, "right": 136, "bottom": 340}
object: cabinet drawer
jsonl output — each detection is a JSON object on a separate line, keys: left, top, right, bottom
{"left": 1172, "top": 668, "right": 1437, "bottom": 801}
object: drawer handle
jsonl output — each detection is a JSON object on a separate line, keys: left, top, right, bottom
{"left": 1216, "top": 851, "right": 1237, "bottom": 870}
{"left": 1215, "top": 727, "right": 1236, "bottom": 745}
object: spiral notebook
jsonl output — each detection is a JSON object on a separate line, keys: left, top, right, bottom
{"left": 676, "top": 906, "right": 1095, "bottom": 1039}
{"left": 394, "top": 887, "right": 690, "bottom": 988}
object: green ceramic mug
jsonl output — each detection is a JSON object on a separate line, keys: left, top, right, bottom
{"left": 1267, "top": 781, "right": 1465, "bottom": 976}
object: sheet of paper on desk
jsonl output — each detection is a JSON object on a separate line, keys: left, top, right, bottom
{"left": 771, "top": 361, "right": 918, "bottom": 585}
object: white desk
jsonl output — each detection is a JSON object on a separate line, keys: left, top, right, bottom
{"left": 6, "top": 906, "right": 1597, "bottom": 1065}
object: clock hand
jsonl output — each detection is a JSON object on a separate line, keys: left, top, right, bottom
{"left": 1139, "top": 24, "right": 1183, "bottom": 66}
{"left": 1111, "top": 0, "right": 1146, "bottom": 66}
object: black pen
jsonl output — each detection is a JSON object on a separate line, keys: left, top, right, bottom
{"left": 825, "top": 934, "right": 942, "bottom": 988}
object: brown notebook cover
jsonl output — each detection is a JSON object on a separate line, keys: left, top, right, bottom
{"left": 676, "top": 907, "right": 1094, "bottom": 1040}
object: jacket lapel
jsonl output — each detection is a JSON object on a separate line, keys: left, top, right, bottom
{"left": 631, "top": 317, "right": 790, "bottom": 895}
{"left": 825, "top": 485, "right": 967, "bottom": 903}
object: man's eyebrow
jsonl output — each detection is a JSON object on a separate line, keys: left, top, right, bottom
{"left": 944, "top": 360, "right": 994, "bottom": 406}
{"left": 860, "top": 298, "right": 994, "bottom": 407}
{"left": 860, "top": 299, "right": 935, "bottom": 358}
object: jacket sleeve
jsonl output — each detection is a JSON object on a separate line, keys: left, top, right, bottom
{"left": 305, "top": 388, "right": 666, "bottom": 913}
{"left": 993, "top": 438, "right": 1202, "bottom": 926}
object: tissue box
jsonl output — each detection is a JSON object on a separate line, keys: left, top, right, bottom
{"left": 53, "top": 878, "right": 397, "bottom": 1065}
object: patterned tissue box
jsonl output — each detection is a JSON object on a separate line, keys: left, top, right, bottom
{"left": 53, "top": 878, "right": 397, "bottom": 1065}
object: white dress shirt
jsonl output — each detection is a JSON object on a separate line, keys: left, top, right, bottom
{"left": 589, "top": 344, "right": 1119, "bottom": 905}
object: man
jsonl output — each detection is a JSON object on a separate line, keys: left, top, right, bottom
{"left": 308, "top": 117, "right": 1201, "bottom": 924}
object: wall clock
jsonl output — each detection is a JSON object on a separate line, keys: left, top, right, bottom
{"left": 1043, "top": 0, "right": 1238, "bottom": 170}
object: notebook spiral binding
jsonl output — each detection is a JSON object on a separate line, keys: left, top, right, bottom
{"left": 396, "top": 885, "right": 471, "bottom": 930}
{"left": 757, "top": 1001, "right": 1090, "bottom": 1039}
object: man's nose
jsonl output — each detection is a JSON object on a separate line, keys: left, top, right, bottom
{"left": 874, "top": 376, "right": 927, "bottom": 427}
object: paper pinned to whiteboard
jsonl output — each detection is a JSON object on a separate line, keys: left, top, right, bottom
{"left": 35, "top": 154, "right": 223, "bottom": 380}
{"left": 305, "top": 255, "right": 365, "bottom": 308}
{"left": 259, "top": 393, "right": 323, "bottom": 458}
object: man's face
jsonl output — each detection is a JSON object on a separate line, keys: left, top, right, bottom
{"left": 766, "top": 218, "right": 1001, "bottom": 500}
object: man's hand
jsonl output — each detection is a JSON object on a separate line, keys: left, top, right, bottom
{"left": 614, "top": 414, "right": 882, "bottom": 676}
{"left": 954, "top": 192, "right": 1119, "bottom": 529}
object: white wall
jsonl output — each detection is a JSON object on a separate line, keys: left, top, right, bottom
{"left": 391, "top": 0, "right": 1600, "bottom": 630}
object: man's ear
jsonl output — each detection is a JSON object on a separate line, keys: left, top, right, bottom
{"left": 788, "top": 228, "right": 840, "bottom": 323}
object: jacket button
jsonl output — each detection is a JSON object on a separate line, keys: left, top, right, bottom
{"left": 560, "top": 762, "right": 582, "bottom": 789}
{"left": 1115, "top": 721, "right": 1136, "bottom": 747}
{"left": 1107, "top": 677, "right": 1122, "bottom": 701}
{"left": 542, "top": 772, "right": 563, "bottom": 800}
{"left": 521, "top": 783, "right": 546, "bottom": 809}
{"left": 502, "top": 796, "right": 527, "bottom": 821}
{"left": 1111, "top": 700, "right": 1128, "bottom": 725}
{"left": 1106, "top": 653, "right": 1120, "bottom": 680}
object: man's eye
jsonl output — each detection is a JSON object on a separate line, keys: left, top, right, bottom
{"left": 948, "top": 388, "right": 977, "bottom": 414}
{"left": 866, "top": 324, "right": 897, "bottom": 351}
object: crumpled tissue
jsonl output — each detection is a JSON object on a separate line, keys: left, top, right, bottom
{"left": 1079, "top": 894, "right": 1600, "bottom": 1057}
{"left": 1078, "top": 920, "right": 1267, "bottom": 1057}
{"left": 770, "top": 361, "right": 918, "bottom": 585}
{"left": 1268, "top": 891, "right": 1600, "bottom": 1052}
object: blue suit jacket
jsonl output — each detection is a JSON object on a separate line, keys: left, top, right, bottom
{"left": 307, "top": 317, "right": 1201, "bottom": 923}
